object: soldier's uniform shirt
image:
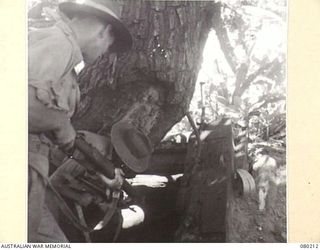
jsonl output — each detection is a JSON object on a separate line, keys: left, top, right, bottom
{"left": 28, "top": 18, "right": 83, "bottom": 242}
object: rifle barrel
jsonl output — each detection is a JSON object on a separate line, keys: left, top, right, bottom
{"left": 74, "top": 138, "right": 143, "bottom": 202}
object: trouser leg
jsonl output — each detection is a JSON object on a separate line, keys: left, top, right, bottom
{"left": 28, "top": 163, "right": 69, "bottom": 242}
{"left": 28, "top": 166, "right": 46, "bottom": 242}
{"left": 36, "top": 203, "right": 69, "bottom": 243}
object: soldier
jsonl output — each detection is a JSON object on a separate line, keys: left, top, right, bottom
{"left": 28, "top": 0, "right": 133, "bottom": 242}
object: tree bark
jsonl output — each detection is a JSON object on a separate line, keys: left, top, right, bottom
{"left": 74, "top": 1, "right": 216, "bottom": 145}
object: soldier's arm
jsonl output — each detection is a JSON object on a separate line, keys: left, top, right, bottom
{"left": 29, "top": 85, "right": 76, "bottom": 146}
{"left": 29, "top": 32, "right": 76, "bottom": 147}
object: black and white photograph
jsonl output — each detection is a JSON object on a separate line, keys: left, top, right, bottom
{"left": 27, "top": 0, "right": 287, "bottom": 243}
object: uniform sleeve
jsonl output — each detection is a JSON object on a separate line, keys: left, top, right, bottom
{"left": 28, "top": 30, "right": 79, "bottom": 148}
{"left": 28, "top": 31, "right": 74, "bottom": 112}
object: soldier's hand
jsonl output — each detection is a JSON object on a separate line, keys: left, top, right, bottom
{"left": 98, "top": 168, "right": 124, "bottom": 190}
{"left": 54, "top": 120, "right": 76, "bottom": 153}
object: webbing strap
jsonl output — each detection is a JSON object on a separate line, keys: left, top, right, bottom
{"left": 93, "top": 195, "right": 119, "bottom": 231}
{"left": 30, "top": 164, "right": 120, "bottom": 234}
{"left": 30, "top": 164, "right": 93, "bottom": 232}
{"left": 112, "top": 209, "right": 123, "bottom": 242}
{"left": 75, "top": 204, "right": 92, "bottom": 242}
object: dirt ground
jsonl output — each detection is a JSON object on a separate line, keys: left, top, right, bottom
{"left": 229, "top": 159, "right": 287, "bottom": 243}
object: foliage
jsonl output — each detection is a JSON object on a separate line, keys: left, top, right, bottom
{"left": 168, "top": 0, "right": 286, "bottom": 151}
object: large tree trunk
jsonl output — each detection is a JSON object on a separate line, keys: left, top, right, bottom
{"left": 74, "top": 1, "right": 216, "bottom": 145}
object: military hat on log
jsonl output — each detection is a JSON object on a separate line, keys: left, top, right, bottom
{"left": 58, "top": 0, "right": 133, "bottom": 52}
{"left": 111, "top": 121, "right": 153, "bottom": 173}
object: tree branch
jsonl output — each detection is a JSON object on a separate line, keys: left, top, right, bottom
{"left": 212, "top": 2, "right": 237, "bottom": 74}
{"left": 232, "top": 63, "right": 249, "bottom": 103}
{"left": 250, "top": 96, "right": 286, "bottom": 112}
{"left": 237, "top": 59, "right": 279, "bottom": 98}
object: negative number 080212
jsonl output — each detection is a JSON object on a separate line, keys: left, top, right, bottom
{"left": 300, "top": 244, "right": 319, "bottom": 248}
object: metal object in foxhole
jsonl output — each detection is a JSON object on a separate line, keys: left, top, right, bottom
{"left": 234, "top": 169, "right": 256, "bottom": 197}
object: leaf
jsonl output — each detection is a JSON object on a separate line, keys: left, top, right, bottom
{"left": 216, "top": 95, "right": 229, "bottom": 106}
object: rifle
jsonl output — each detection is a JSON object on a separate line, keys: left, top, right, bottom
{"left": 69, "top": 135, "right": 144, "bottom": 206}
{"left": 48, "top": 134, "right": 145, "bottom": 237}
